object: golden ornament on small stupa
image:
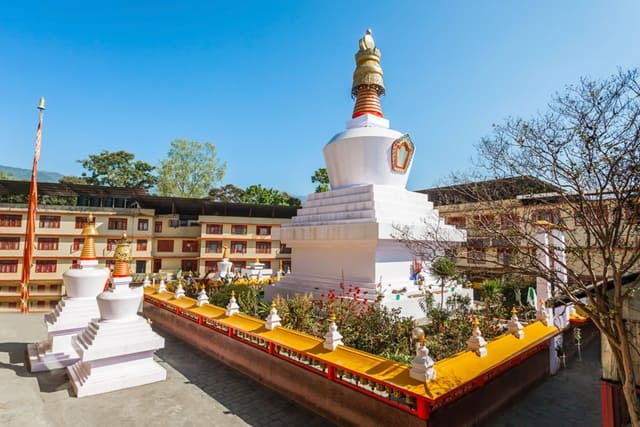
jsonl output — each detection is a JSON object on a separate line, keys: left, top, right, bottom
{"left": 112, "top": 233, "right": 132, "bottom": 277}
{"left": 351, "top": 29, "right": 385, "bottom": 118}
{"left": 79, "top": 214, "right": 99, "bottom": 260}
{"left": 222, "top": 245, "right": 229, "bottom": 259}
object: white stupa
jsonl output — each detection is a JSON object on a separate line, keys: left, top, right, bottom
{"left": 266, "top": 29, "right": 466, "bottom": 318}
{"left": 213, "top": 245, "right": 233, "bottom": 280}
{"left": 28, "top": 215, "right": 109, "bottom": 372}
{"left": 67, "top": 234, "right": 166, "bottom": 397}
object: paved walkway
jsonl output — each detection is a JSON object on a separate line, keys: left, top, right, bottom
{"left": 0, "top": 313, "right": 334, "bottom": 427}
{"left": 483, "top": 338, "right": 602, "bottom": 427}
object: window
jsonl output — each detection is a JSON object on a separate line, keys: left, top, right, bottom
{"left": 230, "top": 241, "right": 247, "bottom": 254}
{"left": 108, "top": 218, "right": 127, "bottom": 230}
{"left": 181, "top": 259, "right": 198, "bottom": 272}
{"left": 473, "top": 215, "right": 495, "bottom": 227}
{"left": 157, "top": 240, "right": 174, "bottom": 252}
{"left": 136, "top": 239, "right": 148, "bottom": 251}
{"left": 0, "top": 214, "right": 22, "bottom": 227}
{"left": 37, "top": 238, "right": 59, "bottom": 250}
{"left": 138, "top": 219, "right": 149, "bottom": 231}
{"left": 153, "top": 259, "right": 161, "bottom": 273}
{"left": 0, "top": 237, "right": 19, "bottom": 250}
{"left": 445, "top": 216, "right": 466, "bottom": 229}
{"left": 279, "top": 243, "right": 291, "bottom": 254}
{"left": 500, "top": 214, "right": 520, "bottom": 229}
{"left": 232, "top": 260, "right": 246, "bottom": 270}
{"left": 39, "top": 215, "right": 60, "bottom": 228}
{"left": 135, "top": 260, "right": 147, "bottom": 274}
{"left": 35, "top": 260, "right": 57, "bottom": 273}
{"left": 154, "top": 221, "right": 163, "bottom": 232}
{"left": 624, "top": 203, "right": 640, "bottom": 224}
{"left": 497, "top": 247, "right": 514, "bottom": 266}
{"left": 204, "top": 261, "right": 218, "bottom": 272}
{"left": 106, "top": 239, "right": 118, "bottom": 251}
{"left": 72, "top": 238, "right": 83, "bottom": 252}
{"left": 205, "top": 240, "right": 222, "bottom": 253}
{"left": 256, "top": 241, "right": 271, "bottom": 254}
{"left": 206, "top": 224, "right": 223, "bottom": 234}
{"left": 262, "top": 260, "right": 271, "bottom": 269}
{"left": 575, "top": 206, "right": 608, "bottom": 226}
{"left": 182, "top": 240, "right": 199, "bottom": 253}
{"left": 467, "top": 239, "right": 489, "bottom": 265}
{"left": 256, "top": 225, "right": 271, "bottom": 236}
{"left": 532, "top": 209, "right": 560, "bottom": 225}
{"left": 231, "top": 225, "right": 247, "bottom": 235}
{"left": 468, "top": 247, "right": 486, "bottom": 264}
{"left": 75, "top": 216, "right": 88, "bottom": 229}
{"left": 0, "top": 260, "right": 18, "bottom": 273}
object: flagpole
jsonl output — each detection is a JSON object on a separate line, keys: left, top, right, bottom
{"left": 20, "top": 97, "right": 45, "bottom": 314}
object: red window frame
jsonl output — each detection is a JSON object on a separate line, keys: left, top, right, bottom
{"left": 137, "top": 239, "right": 148, "bottom": 251}
{"left": 445, "top": 216, "right": 466, "bottom": 228}
{"left": 157, "top": 240, "right": 174, "bottom": 252}
{"left": 154, "top": 221, "right": 163, "bottom": 232}
{"left": 37, "top": 237, "right": 59, "bottom": 250}
{"left": 0, "top": 237, "right": 19, "bottom": 250}
{"left": 75, "top": 216, "right": 88, "bottom": 229}
{"left": 108, "top": 218, "right": 127, "bottom": 230}
{"left": 35, "top": 260, "right": 57, "bottom": 273}
{"left": 206, "top": 224, "right": 223, "bottom": 234}
{"left": 230, "top": 241, "right": 247, "bottom": 254}
{"left": 204, "top": 261, "right": 218, "bottom": 272}
{"left": 138, "top": 219, "right": 149, "bottom": 231}
{"left": 0, "top": 260, "right": 18, "bottom": 273}
{"left": 256, "top": 241, "right": 271, "bottom": 254}
{"left": 204, "top": 240, "right": 222, "bottom": 253}
{"left": 0, "top": 214, "right": 22, "bottom": 227}
{"left": 256, "top": 225, "right": 272, "bottom": 236}
{"left": 231, "top": 224, "right": 247, "bottom": 235}
{"left": 39, "top": 215, "right": 61, "bottom": 228}
{"left": 182, "top": 240, "right": 199, "bottom": 253}
{"left": 106, "top": 239, "right": 118, "bottom": 251}
{"left": 72, "top": 238, "right": 83, "bottom": 251}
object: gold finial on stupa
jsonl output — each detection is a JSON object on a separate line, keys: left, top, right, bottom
{"left": 473, "top": 317, "right": 480, "bottom": 328}
{"left": 511, "top": 307, "right": 518, "bottom": 316}
{"left": 255, "top": 258, "right": 260, "bottom": 264}
{"left": 112, "top": 233, "right": 132, "bottom": 277}
{"left": 351, "top": 29, "right": 385, "bottom": 118}
{"left": 79, "top": 214, "right": 98, "bottom": 260}
{"left": 222, "top": 245, "right": 229, "bottom": 259}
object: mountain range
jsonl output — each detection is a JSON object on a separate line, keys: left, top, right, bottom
{"left": 0, "top": 165, "right": 64, "bottom": 182}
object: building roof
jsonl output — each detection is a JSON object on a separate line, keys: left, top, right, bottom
{"left": 0, "top": 180, "right": 299, "bottom": 218}
{"left": 416, "top": 176, "right": 559, "bottom": 206}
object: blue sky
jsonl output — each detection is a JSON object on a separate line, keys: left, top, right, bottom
{"left": 1, "top": 1, "right": 639, "bottom": 196}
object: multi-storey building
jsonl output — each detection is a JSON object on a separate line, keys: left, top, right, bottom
{"left": 418, "top": 176, "right": 640, "bottom": 284}
{"left": 0, "top": 180, "right": 296, "bottom": 312}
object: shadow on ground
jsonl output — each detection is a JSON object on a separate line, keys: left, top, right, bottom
{"left": 153, "top": 326, "right": 335, "bottom": 427}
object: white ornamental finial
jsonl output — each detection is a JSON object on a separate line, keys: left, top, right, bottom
{"left": 265, "top": 302, "right": 281, "bottom": 330}
{"left": 467, "top": 317, "right": 488, "bottom": 357}
{"left": 507, "top": 307, "right": 524, "bottom": 339}
{"left": 323, "top": 314, "right": 343, "bottom": 351}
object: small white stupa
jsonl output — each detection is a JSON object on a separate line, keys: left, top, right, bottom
{"left": 28, "top": 214, "right": 109, "bottom": 372}
{"left": 213, "top": 245, "right": 233, "bottom": 280}
{"left": 266, "top": 29, "right": 465, "bottom": 318}
{"left": 67, "top": 234, "right": 166, "bottom": 397}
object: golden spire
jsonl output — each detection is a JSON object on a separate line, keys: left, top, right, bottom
{"left": 112, "top": 233, "right": 132, "bottom": 277}
{"left": 79, "top": 214, "right": 98, "bottom": 260}
{"left": 473, "top": 316, "right": 480, "bottom": 328}
{"left": 222, "top": 245, "right": 229, "bottom": 259}
{"left": 351, "top": 29, "right": 385, "bottom": 118}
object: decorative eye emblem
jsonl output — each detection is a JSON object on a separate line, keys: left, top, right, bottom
{"left": 390, "top": 134, "right": 414, "bottom": 173}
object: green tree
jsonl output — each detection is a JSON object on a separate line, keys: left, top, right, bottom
{"left": 430, "top": 256, "right": 458, "bottom": 309}
{"left": 58, "top": 175, "right": 88, "bottom": 185}
{"left": 0, "top": 170, "right": 16, "bottom": 180}
{"left": 311, "top": 167, "right": 330, "bottom": 193}
{"left": 240, "top": 184, "right": 300, "bottom": 206}
{"left": 78, "top": 150, "right": 157, "bottom": 190}
{"left": 156, "top": 139, "right": 226, "bottom": 198}
{"left": 208, "top": 184, "right": 245, "bottom": 203}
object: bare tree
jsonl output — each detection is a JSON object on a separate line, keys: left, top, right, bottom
{"left": 408, "top": 69, "right": 640, "bottom": 424}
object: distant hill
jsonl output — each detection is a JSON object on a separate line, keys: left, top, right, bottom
{"left": 0, "top": 165, "right": 64, "bottom": 183}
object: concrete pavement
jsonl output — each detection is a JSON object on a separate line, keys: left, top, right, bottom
{"left": 0, "top": 313, "right": 334, "bottom": 427}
